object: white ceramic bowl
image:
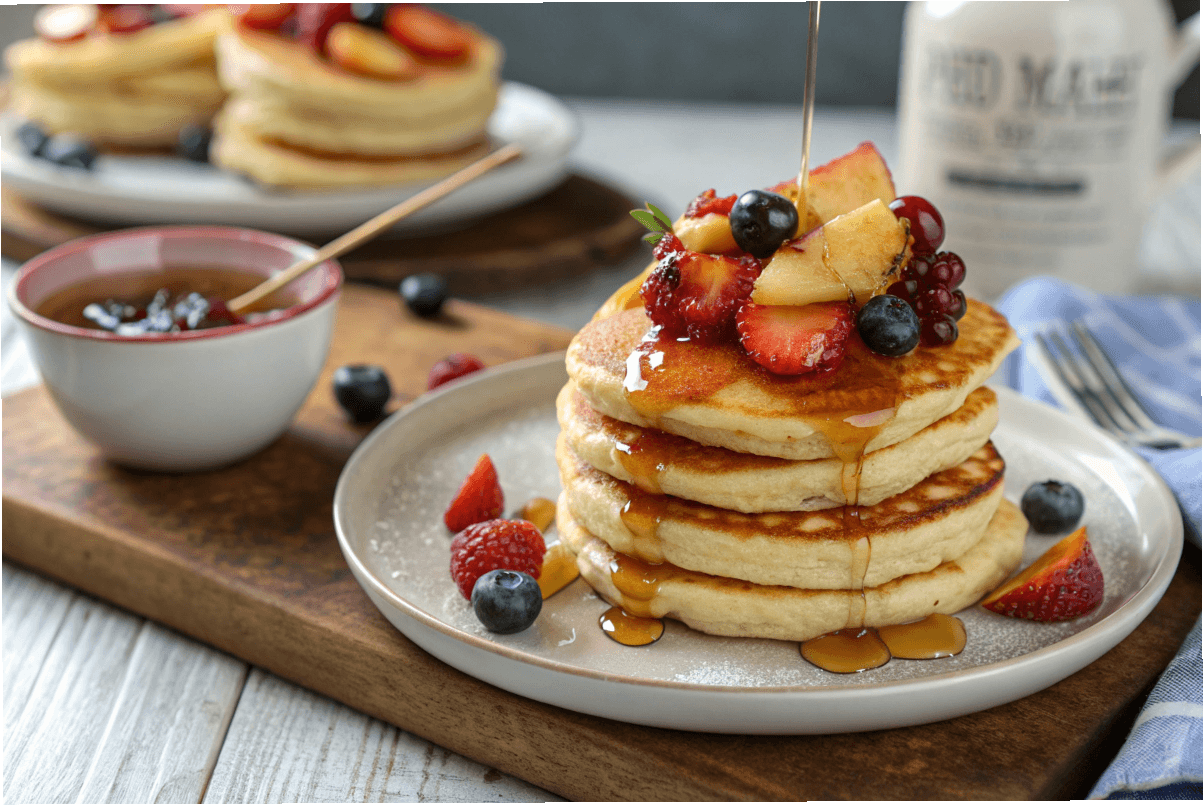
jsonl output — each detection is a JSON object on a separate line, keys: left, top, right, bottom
{"left": 8, "top": 226, "right": 342, "bottom": 471}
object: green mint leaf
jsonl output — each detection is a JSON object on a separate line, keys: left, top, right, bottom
{"left": 630, "top": 209, "right": 668, "bottom": 233}
{"left": 642, "top": 231, "right": 665, "bottom": 246}
{"left": 646, "top": 203, "right": 673, "bottom": 230}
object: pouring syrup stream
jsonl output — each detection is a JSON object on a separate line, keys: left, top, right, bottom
{"left": 794, "top": 1, "right": 821, "bottom": 231}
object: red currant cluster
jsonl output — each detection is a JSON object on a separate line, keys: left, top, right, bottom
{"left": 886, "top": 196, "right": 967, "bottom": 347}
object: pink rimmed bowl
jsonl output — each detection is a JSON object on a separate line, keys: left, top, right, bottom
{"left": 7, "top": 226, "right": 342, "bottom": 472}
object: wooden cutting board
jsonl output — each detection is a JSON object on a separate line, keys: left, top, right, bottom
{"left": 0, "top": 174, "right": 646, "bottom": 295}
{"left": 3, "top": 283, "right": 1199, "bottom": 801}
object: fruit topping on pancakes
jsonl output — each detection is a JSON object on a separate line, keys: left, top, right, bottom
{"left": 981, "top": 526, "right": 1104, "bottom": 621}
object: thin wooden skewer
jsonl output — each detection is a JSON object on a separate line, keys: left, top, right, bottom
{"left": 794, "top": 0, "right": 821, "bottom": 233}
{"left": 227, "top": 142, "right": 524, "bottom": 314}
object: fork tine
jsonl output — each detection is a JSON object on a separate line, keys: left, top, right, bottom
{"left": 1035, "top": 332, "right": 1127, "bottom": 438}
{"left": 1049, "top": 331, "right": 1142, "bottom": 435}
{"left": 1070, "top": 322, "right": 1162, "bottom": 432}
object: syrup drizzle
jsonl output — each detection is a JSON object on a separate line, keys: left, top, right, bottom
{"left": 801, "top": 615, "right": 968, "bottom": 673}
{"left": 538, "top": 542, "right": 580, "bottom": 599}
{"left": 600, "top": 606, "right": 664, "bottom": 646}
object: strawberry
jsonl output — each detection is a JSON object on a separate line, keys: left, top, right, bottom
{"left": 295, "top": 2, "right": 354, "bottom": 53}
{"left": 444, "top": 453, "right": 504, "bottom": 532}
{"left": 684, "top": 189, "right": 737, "bottom": 219}
{"left": 326, "top": 21, "right": 419, "bottom": 80}
{"left": 675, "top": 251, "right": 759, "bottom": 342}
{"left": 231, "top": 4, "right": 296, "bottom": 31}
{"left": 383, "top": 4, "right": 472, "bottom": 61}
{"left": 427, "top": 353, "right": 486, "bottom": 390}
{"left": 450, "top": 519, "right": 545, "bottom": 599}
{"left": 34, "top": 3, "right": 97, "bottom": 42}
{"left": 98, "top": 5, "right": 153, "bottom": 35}
{"left": 736, "top": 301, "right": 854, "bottom": 375}
{"left": 981, "top": 526, "right": 1104, "bottom": 621}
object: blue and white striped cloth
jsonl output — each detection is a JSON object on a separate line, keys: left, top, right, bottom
{"left": 996, "top": 277, "right": 1201, "bottom": 799}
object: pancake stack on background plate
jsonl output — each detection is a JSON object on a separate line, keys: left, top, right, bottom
{"left": 554, "top": 146, "right": 1027, "bottom": 644}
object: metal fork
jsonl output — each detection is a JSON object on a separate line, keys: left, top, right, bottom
{"left": 1035, "top": 321, "right": 1202, "bottom": 450}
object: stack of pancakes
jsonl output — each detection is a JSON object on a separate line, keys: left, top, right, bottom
{"left": 5, "top": 9, "right": 227, "bottom": 149}
{"left": 555, "top": 287, "right": 1026, "bottom": 642}
{"left": 210, "top": 22, "right": 503, "bottom": 188}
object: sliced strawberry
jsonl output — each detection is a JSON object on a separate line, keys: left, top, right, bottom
{"left": 675, "top": 252, "right": 759, "bottom": 342}
{"left": 981, "top": 526, "right": 1104, "bottom": 621}
{"left": 449, "top": 518, "right": 544, "bottom": 599}
{"left": 326, "top": 21, "right": 419, "bottom": 80}
{"left": 98, "top": 4, "right": 153, "bottom": 34}
{"left": 684, "top": 189, "right": 737, "bottom": 219}
{"left": 231, "top": 3, "right": 296, "bottom": 31}
{"left": 444, "top": 453, "right": 504, "bottom": 533}
{"left": 35, "top": 3, "right": 98, "bottom": 42}
{"left": 383, "top": 4, "right": 472, "bottom": 61}
{"left": 295, "top": 2, "right": 354, "bottom": 53}
{"left": 736, "top": 301, "right": 854, "bottom": 375}
{"left": 427, "top": 353, "right": 486, "bottom": 390}
{"left": 162, "top": 5, "right": 212, "bottom": 19}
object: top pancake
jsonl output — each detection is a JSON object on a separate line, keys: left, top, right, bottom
{"left": 566, "top": 298, "right": 1019, "bottom": 461}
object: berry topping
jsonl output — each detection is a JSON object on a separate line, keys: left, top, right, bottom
{"left": 43, "top": 135, "right": 97, "bottom": 170}
{"left": 673, "top": 251, "right": 760, "bottom": 342}
{"left": 98, "top": 5, "right": 154, "bottom": 34}
{"left": 913, "top": 285, "right": 956, "bottom": 320}
{"left": 886, "top": 278, "right": 919, "bottom": 302}
{"left": 1021, "top": 480, "right": 1085, "bottom": 534}
{"left": 736, "top": 301, "right": 854, "bottom": 375}
{"left": 176, "top": 124, "right": 212, "bottom": 162}
{"left": 856, "top": 294, "right": 920, "bottom": 357}
{"left": 444, "top": 454, "right": 505, "bottom": 533}
{"left": 400, "top": 273, "right": 448, "bottom": 317}
{"left": 427, "top": 353, "right": 485, "bottom": 390}
{"left": 639, "top": 251, "right": 685, "bottom": 334}
{"left": 449, "top": 518, "right": 544, "bottom": 600}
{"left": 919, "top": 314, "right": 958, "bottom": 347}
{"left": 949, "top": 289, "right": 967, "bottom": 321}
{"left": 889, "top": 196, "right": 944, "bottom": 255}
{"left": 327, "top": 20, "right": 419, "bottom": 80}
{"left": 981, "top": 526, "right": 1103, "bottom": 621}
{"left": 35, "top": 3, "right": 97, "bottom": 42}
{"left": 16, "top": 122, "right": 49, "bottom": 157}
{"left": 295, "top": 2, "right": 354, "bottom": 53}
{"left": 926, "top": 252, "right": 966, "bottom": 289}
{"left": 231, "top": 4, "right": 296, "bottom": 30}
{"left": 471, "top": 570, "right": 543, "bottom": 633}
{"left": 383, "top": 4, "right": 472, "bottom": 61}
{"left": 350, "top": 2, "right": 389, "bottom": 28}
{"left": 684, "top": 189, "right": 738, "bottom": 219}
{"left": 332, "top": 364, "right": 391, "bottom": 423}
{"left": 729, "top": 190, "right": 799, "bottom": 259}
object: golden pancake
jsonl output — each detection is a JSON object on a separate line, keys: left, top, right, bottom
{"left": 559, "top": 380, "right": 998, "bottom": 512}
{"left": 558, "top": 494, "right": 1027, "bottom": 642}
{"left": 566, "top": 298, "right": 1019, "bottom": 461}
{"left": 558, "top": 436, "right": 1007, "bottom": 589}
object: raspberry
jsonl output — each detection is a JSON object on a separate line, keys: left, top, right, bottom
{"left": 640, "top": 252, "right": 687, "bottom": 334}
{"left": 450, "top": 519, "right": 545, "bottom": 600}
{"left": 428, "top": 353, "right": 485, "bottom": 390}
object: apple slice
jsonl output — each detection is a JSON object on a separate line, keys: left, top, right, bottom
{"left": 35, "top": 4, "right": 98, "bottom": 43}
{"left": 327, "top": 22, "right": 419, "bottom": 81}
{"left": 673, "top": 213, "right": 738, "bottom": 254}
{"left": 750, "top": 229, "right": 849, "bottom": 306}
{"left": 808, "top": 142, "right": 896, "bottom": 225}
{"left": 822, "top": 199, "right": 909, "bottom": 305}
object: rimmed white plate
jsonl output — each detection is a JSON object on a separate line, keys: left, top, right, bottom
{"left": 1, "top": 82, "right": 577, "bottom": 237}
{"left": 332, "top": 353, "right": 1183, "bottom": 735}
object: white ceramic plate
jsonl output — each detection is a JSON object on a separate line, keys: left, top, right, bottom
{"left": 1, "top": 82, "right": 577, "bottom": 238}
{"left": 332, "top": 353, "right": 1183, "bottom": 735}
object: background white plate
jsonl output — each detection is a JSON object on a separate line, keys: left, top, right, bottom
{"left": 333, "top": 353, "right": 1183, "bottom": 735}
{"left": 1, "top": 82, "right": 577, "bottom": 238}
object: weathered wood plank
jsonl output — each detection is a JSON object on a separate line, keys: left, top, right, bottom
{"left": 74, "top": 623, "right": 247, "bottom": 805}
{"left": 203, "top": 669, "right": 560, "bottom": 804}
{"left": 2, "top": 564, "right": 77, "bottom": 738}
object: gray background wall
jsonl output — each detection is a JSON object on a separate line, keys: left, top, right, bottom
{"left": 0, "top": 2, "right": 1197, "bottom": 116}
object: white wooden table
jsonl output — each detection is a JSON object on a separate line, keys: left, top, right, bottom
{"left": 3, "top": 103, "right": 1198, "bottom": 803}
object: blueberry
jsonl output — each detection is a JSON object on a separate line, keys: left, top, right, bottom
{"left": 42, "top": 134, "right": 97, "bottom": 170}
{"left": 333, "top": 364, "right": 392, "bottom": 423}
{"left": 728, "top": 190, "right": 798, "bottom": 259}
{"left": 1021, "top": 480, "right": 1085, "bottom": 534}
{"left": 350, "top": 3, "right": 389, "bottom": 28}
{"left": 856, "top": 294, "right": 920, "bottom": 356}
{"left": 176, "top": 124, "right": 212, "bottom": 163}
{"left": 16, "top": 121, "right": 49, "bottom": 157}
{"left": 399, "top": 273, "right": 448, "bottom": 317}
{"left": 471, "top": 570, "right": 542, "bottom": 634}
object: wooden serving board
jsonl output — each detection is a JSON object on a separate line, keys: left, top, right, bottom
{"left": 3, "top": 284, "right": 1200, "bottom": 801}
{"left": 0, "top": 174, "right": 646, "bottom": 295}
